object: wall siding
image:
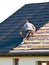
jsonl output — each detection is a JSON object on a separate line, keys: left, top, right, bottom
{"left": 0, "top": 57, "right": 49, "bottom": 65}
{"left": 19, "top": 57, "right": 49, "bottom": 65}
{"left": 0, "top": 58, "right": 13, "bottom": 65}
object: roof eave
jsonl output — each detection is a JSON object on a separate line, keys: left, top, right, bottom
{"left": 8, "top": 50, "right": 49, "bottom": 56}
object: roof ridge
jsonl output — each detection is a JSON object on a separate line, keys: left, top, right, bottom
{"left": 25, "top": 2, "right": 49, "bottom": 5}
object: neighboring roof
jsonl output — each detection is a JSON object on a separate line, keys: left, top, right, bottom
{"left": 0, "top": 2, "right": 49, "bottom": 55}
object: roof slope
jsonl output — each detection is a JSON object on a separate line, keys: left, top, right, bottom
{"left": 10, "top": 22, "right": 49, "bottom": 56}
{"left": 13, "top": 22, "right": 49, "bottom": 49}
{"left": 0, "top": 2, "right": 49, "bottom": 54}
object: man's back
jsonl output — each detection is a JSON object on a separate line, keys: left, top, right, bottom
{"left": 20, "top": 20, "right": 36, "bottom": 38}
{"left": 23, "top": 22, "right": 35, "bottom": 31}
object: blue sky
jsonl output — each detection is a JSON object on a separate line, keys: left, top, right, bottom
{"left": 0, "top": 0, "right": 49, "bottom": 23}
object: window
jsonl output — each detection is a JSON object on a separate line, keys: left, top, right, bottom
{"left": 14, "top": 59, "right": 19, "bottom": 65}
{"left": 38, "top": 61, "right": 49, "bottom": 65}
{"left": 42, "top": 63, "right": 47, "bottom": 65}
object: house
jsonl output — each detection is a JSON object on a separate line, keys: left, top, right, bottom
{"left": 0, "top": 2, "right": 49, "bottom": 65}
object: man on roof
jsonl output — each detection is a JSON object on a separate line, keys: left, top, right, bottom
{"left": 20, "top": 20, "right": 36, "bottom": 38}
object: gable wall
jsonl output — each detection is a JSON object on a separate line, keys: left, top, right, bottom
{"left": 0, "top": 56, "right": 49, "bottom": 65}
{"left": 19, "top": 56, "right": 49, "bottom": 65}
{"left": 0, "top": 57, "right": 13, "bottom": 65}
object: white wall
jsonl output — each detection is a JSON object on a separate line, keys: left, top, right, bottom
{"left": 0, "top": 56, "right": 49, "bottom": 65}
{"left": 0, "top": 58, "right": 13, "bottom": 65}
{"left": 19, "top": 57, "right": 49, "bottom": 65}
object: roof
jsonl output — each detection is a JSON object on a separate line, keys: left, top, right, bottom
{"left": 0, "top": 2, "right": 49, "bottom": 56}
{"left": 10, "top": 22, "right": 49, "bottom": 56}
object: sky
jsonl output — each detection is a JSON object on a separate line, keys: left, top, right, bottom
{"left": 0, "top": 0, "right": 49, "bottom": 23}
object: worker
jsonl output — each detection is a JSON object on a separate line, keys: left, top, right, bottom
{"left": 20, "top": 20, "right": 36, "bottom": 38}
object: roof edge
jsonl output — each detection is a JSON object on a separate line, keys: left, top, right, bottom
{"left": 25, "top": 2, "right": 49, "bottom": 5}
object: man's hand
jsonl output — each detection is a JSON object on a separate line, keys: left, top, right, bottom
{"left": 19, "top": 31, "right": 23, "bottom": 38}
{"left": 20, "top": 31, "right": 22, "bottom": 35}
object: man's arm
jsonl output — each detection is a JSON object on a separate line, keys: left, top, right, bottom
{"left": 20, "top": 27, "right": 24, "bottom": 35}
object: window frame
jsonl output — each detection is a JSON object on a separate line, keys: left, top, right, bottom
{"left": 14, "top": 59, "right": 19, "bottom": 65}
{"left": 38, "top": 61, "right": 49, "bottom": 65}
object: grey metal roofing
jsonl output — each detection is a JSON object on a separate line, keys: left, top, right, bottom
{"left": 0, "top": 2, "right": 49, "bottom": 55}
